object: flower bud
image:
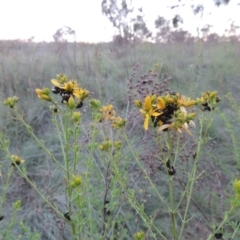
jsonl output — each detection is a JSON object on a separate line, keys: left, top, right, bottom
{"left": 3, "top": 96, "right": 19, "bottom": 108}
{"left": 89, "top": 99, "right": 101, "bottom": 110}
{"left": 13, "top": 200, "right": 21, "bottom": 210}
{"left": 233, "top": 179, "right": 240, "bottom": 196}
{"left": 72, "top": 175, "right": 82, "bottom": 186}
{"left": 134, "top": 100, "right": 142, "bottom": 108}
{"left": 35, "top": 88, "right": 51, "bottom": 101}
{"left": 68, "top": 96, "right": 75, "bottom": 109}
{"left": 72, "top": 112, "right": 81, "bottom": 123}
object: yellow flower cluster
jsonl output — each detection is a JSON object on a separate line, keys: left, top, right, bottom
{"left": 51, "top": 78, "right": 89, "bottom": 102}
{"left": 196, "top": 91, "right": 220, "bottom": 111}
{"left": 98, "top": 140, "right": 122, "bottom": 152}
{"left": 100, "top": 105, "right": 116, "bottom": 121}
{"left": 134, "top": 93, "right": 196, "bottom": 134}
{"left": 99, "top": 104, "right": 126, "bottom": 129}
{"left": 35, "top": 74, "right": 89, "bottom": 109}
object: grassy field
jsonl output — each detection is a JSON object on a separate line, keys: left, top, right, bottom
{"left": 0, "top": 39, "right": 240, "bottom": 239}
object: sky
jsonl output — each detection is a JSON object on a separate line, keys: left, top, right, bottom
{"left": 0, "top": 0, "right": 240, "bottom": 42}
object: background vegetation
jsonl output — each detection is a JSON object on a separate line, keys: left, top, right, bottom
{"left": 0, "top": 35, "right": 240, "bottom": 239}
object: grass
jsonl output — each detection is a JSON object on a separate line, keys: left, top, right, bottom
{"left": 0, "top": 38, "right": 240, "bottom": 239}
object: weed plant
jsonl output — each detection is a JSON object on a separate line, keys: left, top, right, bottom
{"left": 0, "top": 40, "right": 240, "bottom": 239}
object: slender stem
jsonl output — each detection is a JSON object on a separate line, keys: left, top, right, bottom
{"left": 102, "top": 160, "right": 111, "bottom": 237}
{"left": 127, "top": 190, "right": 167, "bottom": 239}
{"left": 206, "top": 206, "right": 235, "bottom": 240}
{"left": 123, "top": 132, "right": 170, "bottom": 210}
{"left": 73, "top": 123, "right": 80, "bottom": 174}
{"left": 178, "top": 138, "right": 202, "bottom": 239}
{"left": 0, "top": 143, "right": 65, "bottom": 220}
{"left": 167, "top": 132, "right": 177, "bottom": 238}
{"left": 0, "top": 165, "right": 13, "bottom": 214}
{"left": 230, "top": 219, "right": 240, "bottom": 239}
{"left": 177, "top": 156, "right": 199, "bottom": 240}
{"left": 169, "top": 176, "right": 176, "bottom": 238}
{"left": 178, "top": 113, "right": 212, "bottom": 240}
{"left": 81, "top": 122, "right": 105, "bottom": 180}
{"left": 63, "top": 110, "right": 75, "bottom": 236}
{"left": 14, "top": 110, "right": 66, "bottom": 172}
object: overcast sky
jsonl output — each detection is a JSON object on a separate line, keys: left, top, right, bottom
{"left": 0, "top": 0, "right": 239, "bottom": 42}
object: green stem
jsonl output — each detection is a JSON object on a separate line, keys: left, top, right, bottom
{"left": 178, "top": 113, "right": 212, "bottom": 240}
{"left": 14, "top": 110, "right": 66, "bottom": 172}
{"left": 0, "top": 142, "right": 65, "bottom": 220}
{"left": 0, "top": 166, "right": 13, "bottom": 214}
{"left": 206, "top": 206, "right": 235, "bottom": 240}
{"left": 63, "top": 110, "right": 76, "bottom": 236}
{"left": 230, "top": 220, "right": 240, "bottom": 239}
{"left": 123, "top": 132, "right": 170, "bottom": 210}
{"left": 177, "top": 155, "right": 199, "bottom": 240}
{"left": 169, "top": 176, "right": 176, "bottom": 238}
{"left": 167, "top": 132, "right": 177, "bottom": 238}
{"left": 4, "top": 207, "right": 18, "bottom": 238}
{"left": 73, "top": 123, "right": 80, "bottom": 173}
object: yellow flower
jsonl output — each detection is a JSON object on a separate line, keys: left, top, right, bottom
{"left": 158, "top": 111, "right": 196, "bottom": 135}
{"left": 35, "top": 88, "right": 51, "bottom": 101}
{"left": 55, "top": 73, "right": 68, "bottom": 84}
{"left": 111, "top": 116, "right": 126, "bottom": 129}
{"left": 157, "top": 97, "right": 166, "bottom": 110}
{"left": 64, "top": 81, "right": 75, "bottom": 92}
{"left": 73, "top": 88, "right": 90, "bottom": 101}
{"left": 139, "top": 95, "right": 161, "bottom": 130}
{"left": 51, "top": 79, "right": 62, "bottom": 88}
{"left": 52, "top": 79, "right": 75, "bottom": 92}
{"left": 51, "top": 79, "right": 90, "bottom": 101}
{"left": 98, "top": 140, "right": 113, "bottom": 152}
{"left": 164, "top": 93, "right": 174, "bottom": 103}
{"left": 100, "top": 105, "right": 116, "bottom": 121}
{"left": 196, "top": 91, "right": 220, "bottom": 111}
{"left": 182, "top": 100, "right": 196, "bottom": 107}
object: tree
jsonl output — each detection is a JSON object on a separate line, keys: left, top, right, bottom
{"left": 154, "top": 0, "right": 237, "bottom": 42}
{"left": 101, "top": 0, "right": 151, "bottom": 42}
{"left": 53, "top": 26, "right": 76, "bottom": 42}
{"left": 214, "top": 0, "right": 231, "bottom": 6}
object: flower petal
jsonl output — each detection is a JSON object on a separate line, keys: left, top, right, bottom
{"left": 182, "top": 100, "right": 196, "bottom": 107}
{"left": 144, "top": 96, "right": 151, "bottom": 111}
{"left": 180, "top": 106, "right": 187, "bottom": 114}
{"left": 151, "top": 112, "right": 161, "bottom": 117}
{"left": 35, "top": 88, "right": 42, "bottom": 95}
{"left": 158, "top": 124, "right": 171, "bottom": 132}
{"left": 51, "top": 79, "right": 60, "bottom": 86}
{"left": 157, "top": 97, "right": 166, "bottom": 110}
{"left": 144, "top": 114, "right": 149, "bottom": 130}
